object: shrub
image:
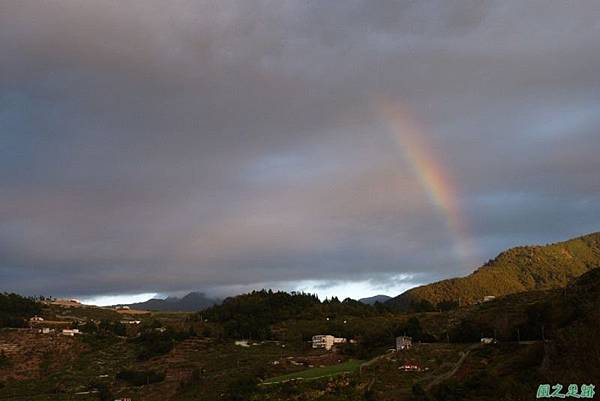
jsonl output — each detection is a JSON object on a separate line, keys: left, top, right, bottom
{"left": 0, "top": 351, "right": 10, "bottom": 368}
{"left": 225, "top": 375, "right": 259, "bottom": 401}
{"left": 116, "top": 369, "right": 165, "bottom": 386}
{"left": 0, "top": 293, "right": 41, "bottom": 328}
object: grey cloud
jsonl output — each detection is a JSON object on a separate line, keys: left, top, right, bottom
{"left": 1, "top": 0, "right": 599, "bottom": 298}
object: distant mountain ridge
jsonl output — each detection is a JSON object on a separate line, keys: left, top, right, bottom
{"left": 116, "top": 292, "right": 220, "bottom": 312}
{"left": 358, "top": 295, "right": 391, "bottom": 304}
{"left": 387, "top": 232, "right": 600, "bottom": 309}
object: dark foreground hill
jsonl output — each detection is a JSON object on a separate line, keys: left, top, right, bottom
{"left": 388, "top": 232, "right": 600, "bottom": 309}
{"left": 116, "top": 292, "right": 220, "bottom": 312}
{"left": 0, "top": 293, "right": 41, "bottom": 328}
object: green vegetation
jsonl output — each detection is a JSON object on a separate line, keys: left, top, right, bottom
{"left": 389, "top": 232, "right": 600, "bottom": 309}
{"left": 132, "top": 327, "right": 194, "bottom": 360}
{"left": 545, "top": 267, "right": 600, "bottom": 382}
{"left": 0, "top": 292, "right": 41, "bottom": 327}
{"left": 226, "top": 375, "right": 261, "bottom": 401}
{"left": 201, "top": 290, "right": 391, "bottom": 340}
{"left": 257, "top": 375, "right": 366, "bottom": 401}
{"left": 0, "top": 351, "right": 10, "bottom": 368}
{"left": 262, "top": 359, "right": 363, "bottom": 384}
{"left": 98, "top": 320, "right": 127, "bottom": 336}
{"left": 116, "top": 369, "right": 166, "bottom": 386}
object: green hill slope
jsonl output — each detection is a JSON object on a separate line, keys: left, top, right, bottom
{"left": 388, "top": 232, "right": 600, "bottom": 309}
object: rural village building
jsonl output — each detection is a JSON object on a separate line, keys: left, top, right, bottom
{"left": 396, "top": 336, "right": 412, "bottom": 350}
{"left": 312, "top": 335, "right": 347, "bottom": 350}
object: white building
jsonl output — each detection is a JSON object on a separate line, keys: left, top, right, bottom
{"left": 62, "top": 329, "right": 80, "bottom": 336}
{"left": 480, "top": 337, "right": 496, "bottom": 344}
{"left": 312, "top": 335, "right": 347, "bottom": 351}
{"left": 399, "top": 363, "right": 420, "bottom": 371}
{"left": 29, "top": 316, "right": 44, "bottom": 322}
{"left": 396, "top": 336, "right": 412, "bottom": 350}
{"left": 482, "top": 295, "right": 496, "bottom": 303}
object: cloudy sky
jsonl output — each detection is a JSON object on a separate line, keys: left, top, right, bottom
{"left": 1, "top": 1, "right": 599, "bottom": 303}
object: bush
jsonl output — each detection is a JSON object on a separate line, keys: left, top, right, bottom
{"left": 449, "top": 319, "right": 492, "bottom": 343}
{"left": 98, "top": 320, "right": 127, "bottom": 337}
{"left": 411, "top": 383, "right": 433, "bottom": 401}
{"left": 0, "top": 351, "right": 11, "bottom": 368}
{"left": 132, "top": 328, "right": 192, "bottom": 360}
{"left": 225, "top": 375, "right": 259, "bottom": 401}
{"left": 89, "top": 382, "right": 113, "bottom": 401}
{"left": 116, "top": 369, "right": 165, "bottom": 386}
{"left": 0, "top": 293, "right": 41, "bottom": 328}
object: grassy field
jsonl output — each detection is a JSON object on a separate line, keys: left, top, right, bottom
{"left": 262, "top": 359, "right": 363, "bottom": 384}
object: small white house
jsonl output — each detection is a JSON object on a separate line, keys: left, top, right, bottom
{"left": 480, "top": 337, "right": 496, "bottom": 344}
{"left": 62, "top": 329, "right": 80, "bottom": 336}
{"left": 312, "top": 335, "right": 347, "bottom": 351}
{"left": 115, "top": 305, "right": 131, "bottom": 310}
{"left": 482, "top": 295, "right": 496, "bottom": 303}
{"left": 29, "top": 316, "right": 44, "bottom": 322}
{"left": 312, "top": 335, "right": 334, "bottom": 350}
{"left": 38, "top": 327, "right": 51, "bottom": 334}
{"left": 396, "top": 336, "right": 412, "bottom": 350}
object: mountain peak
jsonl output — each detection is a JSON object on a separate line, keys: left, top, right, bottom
{"left": 358, "top": 295, "right": 392, "bottom": 305}
{"left": 119, "top": 292, "right": 220, "bottom": 312}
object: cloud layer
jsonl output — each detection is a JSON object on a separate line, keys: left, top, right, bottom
{"left": 1, "top": 1, "right": 599, "bottom": 299}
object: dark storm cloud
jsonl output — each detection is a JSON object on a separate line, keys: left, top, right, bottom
{"left": 1, "top": 1, "right": 599, "bottom": 298}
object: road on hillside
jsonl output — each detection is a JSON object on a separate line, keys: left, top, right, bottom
{"left": 424, "top": 343, "right": 481, "bottom": 391}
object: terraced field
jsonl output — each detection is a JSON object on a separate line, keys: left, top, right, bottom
{"left": 262, "top": 359, "right": 363, "bottom": 384}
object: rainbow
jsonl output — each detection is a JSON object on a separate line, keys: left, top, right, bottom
{"left": 378, "top": 99, "right": 476, "bottom": 268}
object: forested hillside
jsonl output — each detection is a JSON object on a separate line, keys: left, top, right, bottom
{"left": 0, "top": 293, "right": 41, "bottom": 328}
{"left": 388, "top": 232, "right": 600, "bottom": 309}
{"left": 199, "top": 290, "right": 390, "bottom": 339}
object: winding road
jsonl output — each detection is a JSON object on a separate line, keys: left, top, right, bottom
{"left": 424, "top": 343, "right": 481, "bottom": 391}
